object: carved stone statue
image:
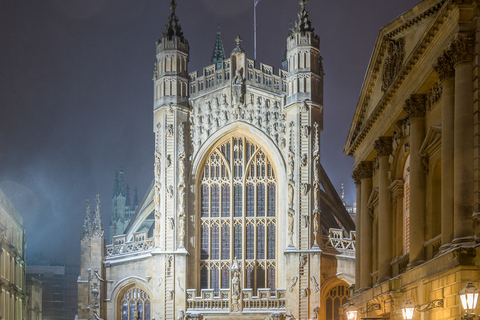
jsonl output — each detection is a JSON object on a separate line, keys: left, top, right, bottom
{"left": 232, "top": 68, "right": 245, "bottom": 104}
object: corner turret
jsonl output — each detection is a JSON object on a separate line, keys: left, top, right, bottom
{"left": 153, "top": 0, "right": 190, "bottom": 111}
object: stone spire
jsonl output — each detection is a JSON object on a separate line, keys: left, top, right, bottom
{"left": 211, "top": 25, "right": 226, "bottom": 69}
{"left": 81, "top": 199, "right": 92, "bottom": 240}
{"left": 133, "top": 186, "right": 139, "bottom": 208}
{"left": 112, "top": 170, "right": 119, "bottom": 197}
{"left": 125, "top": 184, "right": 131, "bottom": 207}
{"left": 92, "top": 194, "right": 104, "bottom": 238}
{"left": 162, "top": 0, "right": 184, "bottom": 41}
{"left": 293, "top": 0, "right": 314, "bottom": 34}
{"left": 118, "top": 168, "right": 125, "bottom": 196}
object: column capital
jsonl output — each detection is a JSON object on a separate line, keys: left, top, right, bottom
{"left": 355, "top": 161, "right": 374, "bottom": 180}
{"left": 433, "top": 50, "right": 455, "bottom": 81}
{"left": 374, "top": 136, "right": 393, "bottom": 157}
{"left": 404, "top": 94, "right": 427, "bottom": 118}
{"left": 450, "top": 33, "right": 475, "bottom": 65}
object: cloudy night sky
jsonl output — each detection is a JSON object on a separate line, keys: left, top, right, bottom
{"left": 0, "top": 0, "right": 420, "bottom": 265}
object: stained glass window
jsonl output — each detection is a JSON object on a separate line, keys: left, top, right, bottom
{"left": 246, "top": 224, "right": 254, "bottom": 259}
{"left": 120, "top": 288, "right": 150, "bottom": 320}
{"left": 257, "top": 223, "right": 265, "bottom": 259}
{"left": 222, "top": 185, "right": 230, "bottom": 217}
{"left": 199, "top": 137, "right": 277, "bottom": 293}
{"left": 222, "top": 224, "right": 230, "bottom": 260}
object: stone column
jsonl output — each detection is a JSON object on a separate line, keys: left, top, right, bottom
{"left": 404, "top": 95, "right": 426, "bottom": 267}
{"left": 451, "top": 33, "right": 475, "bottom": 243}
{"left": 352, "top": 169, "right": 362, "bottom": 291}
{"left": 357, "top": 161, "right": 373, "bottom": 290}
{"left": 434, "top": 50, "right": 455, "bottom": 248}
{"left": 374, "top": 136, "right": 393, "bottom": 283}
{"left": 390, "top": 180, "right": 404, "bottom": 258}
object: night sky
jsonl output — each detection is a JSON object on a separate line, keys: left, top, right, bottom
{"left": 0, "top": 0, "right": 420, "bottom": 265}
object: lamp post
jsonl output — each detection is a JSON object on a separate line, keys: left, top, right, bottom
{"left": 459, "top": 282, "right": 479, "bottom": 320}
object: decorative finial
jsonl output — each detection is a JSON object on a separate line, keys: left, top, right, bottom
{"left": 170, "top": 0, "right": 177, "bottom": 12}
{"left": 299, "top": 0, "right": 307, "bottom": 9}
{"left": 235, "top": 35, "right": 242, "bottom": 47}
{"left": 231, "top": 35, "right": 245, "bottom": 55}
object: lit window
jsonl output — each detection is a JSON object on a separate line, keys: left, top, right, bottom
{"left": 120, "top": 288, "right": 151, "bottom": 320}
{"left": 199, "top": 137, "right": 276, "bottom": 295}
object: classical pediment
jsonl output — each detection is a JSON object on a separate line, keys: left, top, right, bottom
{"left": 345, "top": 0, "right": 447, "bottom": 156}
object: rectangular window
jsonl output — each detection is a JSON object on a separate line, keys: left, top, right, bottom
{"left": 222, "top": 185, "right": 230, "bottom": 217}
{"left": 211, "top": 185, "right": 219, "bottom": 218}
{"left": 201, "top": 185, "right": 209, "bottom": 217}
{"left": 234, "top": 185, "right": 242, "bottom": 217}
{"left": 246, "top": 224, "right": 254, "bottom": 259}
{"left": 268, "top": 184, "right": 276, "bottom": 217}
{"left": 267, "top": 223, "right": 275, "bottom": 259}
{"left": 211, "top": 224, "right": 219, "bottom": 260}
{"left": 246, "top": 185, "right": 254, "bottom": 217}
{"left": 257, "top": 184, "right": 265, "bottom": 217}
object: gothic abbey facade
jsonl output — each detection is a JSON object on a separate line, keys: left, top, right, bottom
{"left": 78, "top": 1, "right": 355, "bottom": 319}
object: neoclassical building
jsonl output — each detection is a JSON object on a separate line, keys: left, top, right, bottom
{"left": 0, "top": 187, "right": 26, "bottom": 319}
{"left": 78, "top": 1, "right": 356, "bottom": 319}
{"left": 345, "top": 0, "right": 480, "bottom": 319}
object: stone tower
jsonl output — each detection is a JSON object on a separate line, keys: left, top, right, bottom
{"left": 283, "top": 0, "right": 324, "bottom": 318}
{"left": 78, "top": 195, "right": 105, "bottom": 320}
{"left": 152, "top": 0, "right": 190, "bottom": 318}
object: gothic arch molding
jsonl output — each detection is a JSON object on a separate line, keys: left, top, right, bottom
{"left": 109, "top": 276, "right": 153, "bottom": 320}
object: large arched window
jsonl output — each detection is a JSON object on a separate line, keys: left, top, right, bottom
{"left": 121, "top": 287, "right": 151, "bottom": 320}
{"left": 199, "top": 137, "right": 277, "bottom": 295}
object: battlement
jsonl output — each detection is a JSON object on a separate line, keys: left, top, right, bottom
{"left": 189, "top": 58, "right": 287, "bottom": 97}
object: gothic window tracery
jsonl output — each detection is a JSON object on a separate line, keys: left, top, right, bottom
{"left": 325, "top": 284, "right": 350, "bottom": 320}
{"left": 199, "top": 137, "right": 277, "bottom": 295}
{"left": 120, "top": 287, "right": 151, "bottom": 320}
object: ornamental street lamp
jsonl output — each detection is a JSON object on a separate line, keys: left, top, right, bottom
{"left": 401, "top": 300, "right": 415, "bottom": 320}
{"left": 459, "top": 282, "right": 479, "bottom": 320}
{"left": 345, "top": 304, "right": 358, "bottom": 320}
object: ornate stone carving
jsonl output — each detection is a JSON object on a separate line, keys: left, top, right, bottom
{"left": 300, "top": 254, "right": 308, "bottom": 267}
{"left": 310, "top": 276, "right": 320, "bottom": 293}
{"left": 167, "top": 185, "right": 174, "bottom": 198}
{"left": 166, "top": 289, "right": 174, "bottom": 300}
{"left": 301, "top": 153, "right": 308, "bottom": 166}
{"left": 434, "top": 50, "right": 455, "bottom": 81}
{"left": 312, "top": 122, "right": 320, "bottom": 246}
{"left": 231, "top": 259, "right": 241, "bottom": 312}
{"left": 92, "top": 195, "right": 104, "bottom": 238}
{"left": 301, "top": 183, "right": 309, "bottom": 196}
{"left": 450, "top": 32, "right": 475, "bottom": 65}
{"left": 356, "top": 161, "right": 373, "bottom": 180}
{"left": 155, "top": 152, "right": 162, "bottom": 186}
{"left": 81, "top": 200, "right": 92, "bottom": 240}
{"left": 374, "top": 136, "right": 393, "bottom": 157}
{"left": 427, "top": 82, "right": 442, "bottom": 111}
{"left": 166, "top": 154, "right": 172, "bottom": 168}
{"left": 301, "top": 100, "right": 310, "bottom": 112}
{"left": 301, "top": 125, "right": 310, "bottom": 138}
{"left": 404, "top": 94, "right": 427, "bottom": 118}
{"left": 166, "top": 124, "right": 174, "bottom": 137}
{"left": 177, "top": 309, "right": 185, "bottom": 320}
{"left": 232, "top": 67, "right": 246, "bottom": 104}
{"left": 288, "top": 276, "right": 298, "bottom": 292}
{"left": 382, "top": 37, "right": 405, "bottom": 91}
{"left": 167, "top": 217, "right": 174, "bottom": 230}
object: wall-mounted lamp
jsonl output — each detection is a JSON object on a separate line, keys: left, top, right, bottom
{"left": 345, "top": 303, "right": 358, "bottom": 320}
{"left": 459, "top": 282, "right": 479, "bottom": 320}
{"left": 401, "top": 299, "right": 444, "bottom": 320}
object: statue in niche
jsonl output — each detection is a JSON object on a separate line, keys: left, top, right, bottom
{"left": 288, "top": 151, "right": 295, "bottom": 180}
{"left": 231, "top": 258, "right": 241, "bottom": 312}
{"left": 166, "top": 154, "right": 172, "bottom": 168}
{"left": 232, "top": 67, "right": 245, "bottom": 104}
{"left": 301, "top": 153, "right": 308, "bottom": 167}
{"left": 167, "top": 185, "right": 174, "bottom": 199}
{"left": 166, "top": 124, "right": 174, "bottom": 137}
{"left": 155, "top": 213, "right": 161, "bottom": 235}
{"left": 206, "top": 101, "right": 212, "bottom": 113}
{"left": 222, "top": 110, "right": 229, "bottom": 125}
{"left": 222, "top": 93, "right": 228, "bottom": 108}
{"left": 178, "top": 214, "right": 185, "bottom": 247}
{"left": 178, "top": 153, "right": 185, "bottom": 184}
{"left": 214, "top": 97, "right": 220, "bottom": 109}
{"left": 189, "top": 113, "right": 195, "bottom": 127}
{"left": 301, "top": 100, "right": 309, "bottom": 112}
{"left": 167, "top": 218, "right": 174, "bottom": 230}
{"left": 155, "top": 153, "right": 161, "bottom": 183}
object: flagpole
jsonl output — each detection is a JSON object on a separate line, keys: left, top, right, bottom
{"left": 254, "top": 0, "right": 257, "bottom": 60}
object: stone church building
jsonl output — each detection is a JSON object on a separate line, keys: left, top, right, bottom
{"left": 346, "top": 0, "right": 480, "bottom": 319}
{"left": 78, "top": 1, "right": 355, "bottom": 319}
